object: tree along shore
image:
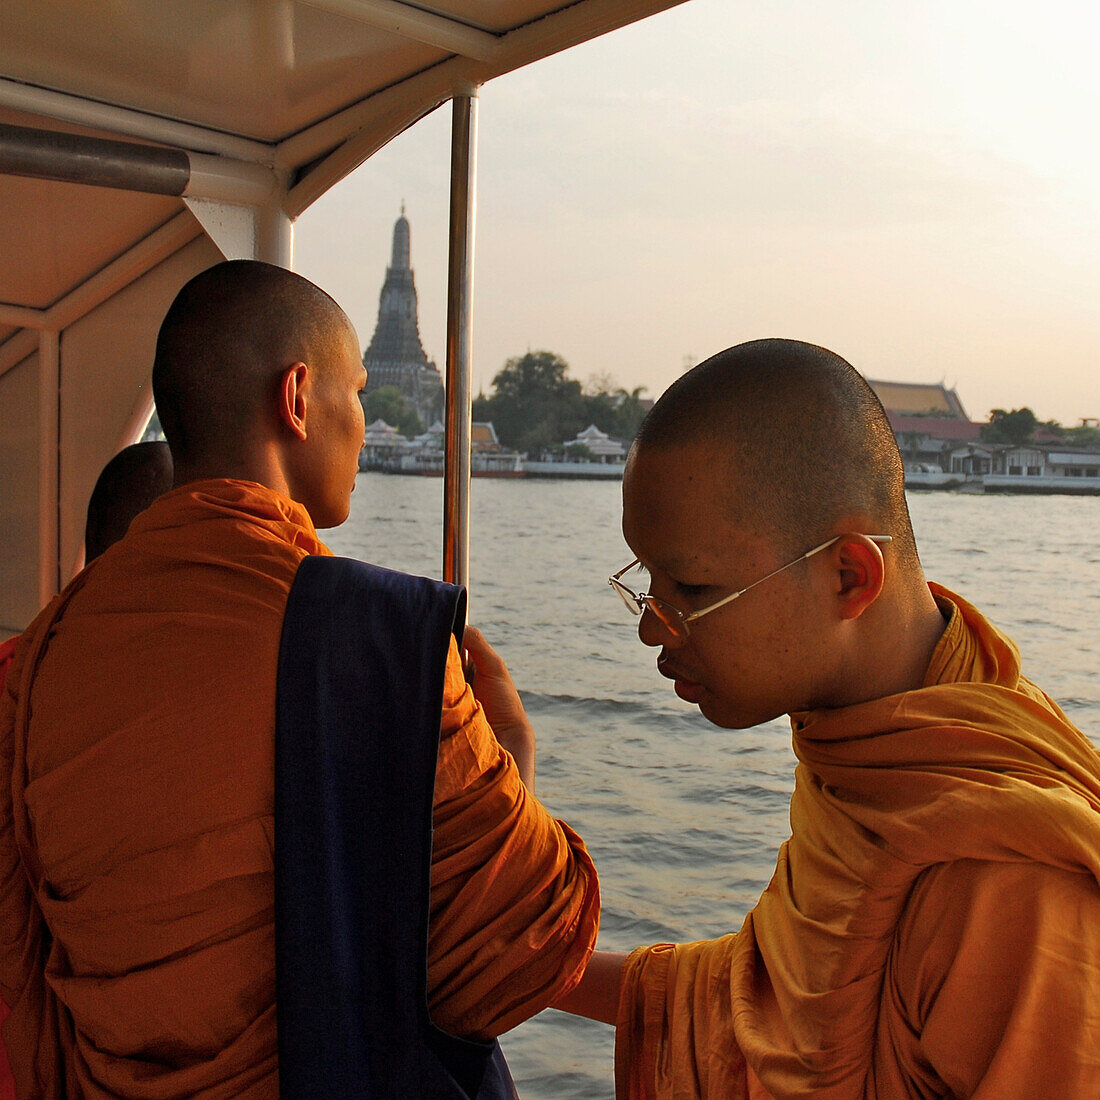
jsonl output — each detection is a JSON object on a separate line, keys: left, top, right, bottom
{"left": 364, "top": 351, "right": 647, "bottom": 457}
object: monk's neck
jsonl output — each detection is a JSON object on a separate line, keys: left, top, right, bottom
{"left": 861, "top": 587, "right": 949, "bottom": 701}
{"left": 173, "top": 448, "right": 293, "bottom": 501}
{"left": 822, "top": 586, "right": 948, "bottom": 711}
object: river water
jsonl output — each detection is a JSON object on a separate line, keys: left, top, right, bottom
{"left": 324, "top": 474, "right": 1100, "bottom": 1099}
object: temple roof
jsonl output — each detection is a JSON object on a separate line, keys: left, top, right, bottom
{"left": 471, "top": 422, "right": 499, "bottom": 446}
{"left": 868, "top": 379, "right": 969, "bottom": 420}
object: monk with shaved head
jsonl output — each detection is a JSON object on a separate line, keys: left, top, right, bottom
{"left": 619, "top": 339, "right": 943, "bottom": 731}
{"left": 83, "top": 440, "right": 174, "bottom": 563}
{"left": 0, "top": 438, "right": 174, "bottom": 694}
{"left": 153, "top": 260, "right": 364, "bottom": 529}
{"left": 0, "top": 260, "right": 598, "bottom": 1097}
{"left": 510, "top": 339, "right": 1100, "bottom": 1094}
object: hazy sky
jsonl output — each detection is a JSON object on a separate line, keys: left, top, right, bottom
{"left": 296, "top": 0, "right": 1097, "bottom": 426}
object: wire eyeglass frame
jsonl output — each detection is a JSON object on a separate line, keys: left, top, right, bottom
{"left": 608, "top": 534, "right": 892, "bottom": 640}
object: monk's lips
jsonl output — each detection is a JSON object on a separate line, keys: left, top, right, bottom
{"left": 658, "top": 653, "right": 705, "bottom": 702}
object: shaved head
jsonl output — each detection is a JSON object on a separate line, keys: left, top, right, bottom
{"left": 634, "top": 339, "right": 918, "bottom": 564}
{"left": 625, "top": 339, "right": 947, "bottom": 725}
{"left": 85, "top": 441, "right": 174, "bottom": 562}
{"left": 152, "top": 260, "right": 354, "bottom": 467}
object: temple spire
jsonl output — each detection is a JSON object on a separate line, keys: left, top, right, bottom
{"left": 391, "top": 209, "right": 410, "bottom": 270}
{"left": 362, "top": 208, "right": 443, "bottom": 428}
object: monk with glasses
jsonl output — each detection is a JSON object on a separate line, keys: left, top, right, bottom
{"left": 487, "top": 338, "right": 1100, "bottom": 1098}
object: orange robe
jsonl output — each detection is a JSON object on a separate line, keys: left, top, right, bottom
{"left": 617, "top": 584, "right": 1100, "bottom": 1098}
{"left": 0, "top": 639, "right": 15, "bottom": 1099}
{"left": 0, "top": 639, "right": 15, "bottom": 695}
{"left": 0, "top": 480, "right": 599, "bottom": 1098}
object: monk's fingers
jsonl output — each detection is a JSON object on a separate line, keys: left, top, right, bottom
{"left": 462, "top": 625, "right": 530, "bottom": 734}
{"left": 462, "top": 625, "right": 507, "bottom": 677}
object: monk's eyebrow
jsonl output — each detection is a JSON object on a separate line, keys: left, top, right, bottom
{"left": 643, "top": 553, "right": 707, "bottom": 578}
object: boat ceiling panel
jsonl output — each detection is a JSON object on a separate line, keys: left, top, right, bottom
{"left": 0, "top": 174, "right": 180, "bottom": 311}
{"left": 1, "top": 2, "right": 446, "bottom": 145}
{"left": 0, "top": 104, "right": 186, "bottom": 313}
{"left": 0, "top": 1, "right": 680, "bottom": 147}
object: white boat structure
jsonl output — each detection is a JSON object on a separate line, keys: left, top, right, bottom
{"left": 0, "top": 0, "right": 689, "bottom": 636}
{"left": 904, "top": 452, "right": 1100, "bottom": 495}
{"left": 358, "top": 417, "right": 627, "bottom": 478}
{"left": 904, "top": 468, "right": 967, "bottom": 490}
{"left": 525, "top": 424, "right": 626, "bottom": 478}
{"left": 359, "top": 420, "right": 525, "bottom": 476}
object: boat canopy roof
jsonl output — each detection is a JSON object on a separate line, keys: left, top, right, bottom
{"left": 0, "top": 0, "right": 686, "bottom": 634}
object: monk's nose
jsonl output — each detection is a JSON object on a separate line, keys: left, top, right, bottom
{"left": 638, "top": 604, "right": 683, "bottom": 649}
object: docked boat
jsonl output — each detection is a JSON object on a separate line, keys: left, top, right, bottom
{"left": 904, "top": 468, "right": 966, "bottom": 490}
{"left": 381, "top": 451, "right": 526, "bottom": 478}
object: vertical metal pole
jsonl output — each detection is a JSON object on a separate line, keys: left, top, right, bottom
{"left": 443, "top": 91, "right": 478, "bottom": 587}
{"left": 37, "top": 329, "right": 60, "bottom": 601}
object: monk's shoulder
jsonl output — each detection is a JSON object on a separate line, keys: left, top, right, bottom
{"left": 891, "top": 857, "right": 1100, "bottom": 1023}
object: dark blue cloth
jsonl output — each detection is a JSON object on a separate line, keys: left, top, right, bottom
{"left": 274, "top": 556, "right": 517, "bottom": 1099}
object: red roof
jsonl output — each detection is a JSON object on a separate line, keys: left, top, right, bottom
{"left": 1032, "top": 426, "right": 1066, "bottom": 444}
{"left": 888, "top": 414, "right": 982, "bottom": 442}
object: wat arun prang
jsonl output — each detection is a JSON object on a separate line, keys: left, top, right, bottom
{"left": 361, "top": 208, "right": 444, "bottom": 429}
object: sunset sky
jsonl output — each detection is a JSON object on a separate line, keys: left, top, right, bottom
{"left": 295, "top": 0, "right": 1097, "bottom": 427}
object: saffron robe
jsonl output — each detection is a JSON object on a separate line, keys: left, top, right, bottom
{"left": 0, "top": 480, "right": 599, "bottom": 1098}
{"left": 0, "top": 640, "right": 17, "bottom": 1097}
{"left": 616, "top": 584, "right": 1100, "bottom": 1098}
{"left": 0, "top": 638, "right": 15, "bottom": 696}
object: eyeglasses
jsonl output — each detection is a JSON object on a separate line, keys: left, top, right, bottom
{"left": 609, "top": 534, "right": 892, "bottom": 641}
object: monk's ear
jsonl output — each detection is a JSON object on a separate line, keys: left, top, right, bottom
{"left": 830, "top": 534, "right": 886, "bottom": 621}
{"left": 279, "top": 363, "right": 309, "bottom": 441}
